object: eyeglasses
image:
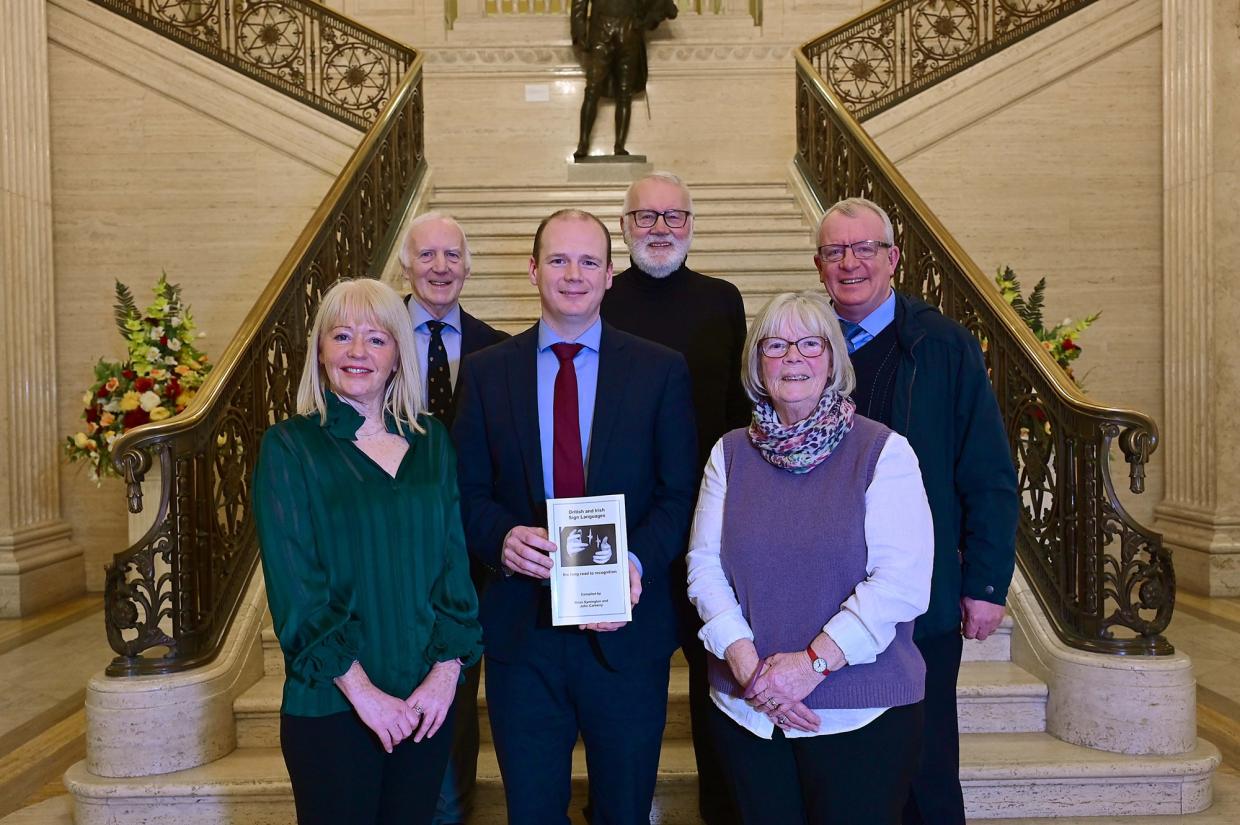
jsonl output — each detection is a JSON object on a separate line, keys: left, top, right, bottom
{"left": 817, "top": 240, "right": 893, "bottom": 263}
{"left": 759, "top": 336, "right": 828, "bottom": 358}
{"left": 626, "top": 209, "right": 692, "bottom": 229}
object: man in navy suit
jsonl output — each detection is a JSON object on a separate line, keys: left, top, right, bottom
{"left": 453, "top": 209, "right": 697, "bottom": 824}
{"left": 398, "top": 211, "right": 508, "bottom": 825}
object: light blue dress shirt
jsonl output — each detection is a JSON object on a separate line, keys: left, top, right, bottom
{"left": 536, "top": 318, "right": 601, "bottom": 501}
{"left": 408, "top": 299, "right": 463, "bottom": 395}
{"left": 535, "top": 318, "right": 643, "bottom": 577}
{"left": 841, "top": 289, "right": 896, "bottom": 352}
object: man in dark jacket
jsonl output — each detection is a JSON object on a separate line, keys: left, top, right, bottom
{"left": 600, "top": 171, "right": 749, "bottom": 825}
{"left": 399, "top": 211, "right": 508, "bottom": 825}
{"left": 814, "top": 197, "right": 1018, "bottom": 825}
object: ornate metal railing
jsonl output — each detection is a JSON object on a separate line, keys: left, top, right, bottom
{"left": 807, "top": 0, "right": 1100, "bottom": 121}
{"left": 795, "top": 5, "right": 1172, "bottom": 655}
{"left": 103, "top": 55, "right": 427, "bottom": 676}
{"left": 479, "top": 0, "right": 758, "bottom": 19}
{"left": 88, "top": 0, "right": 414, "bottom": 129}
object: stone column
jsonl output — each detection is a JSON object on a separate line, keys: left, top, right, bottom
{"left": 1154, "top": 0, "right": 1240, "bottom": 594}
{"left": 0, "top": 0, "right": 85, "bottom": 615}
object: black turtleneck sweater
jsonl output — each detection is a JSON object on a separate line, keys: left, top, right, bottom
{"left": 601, "top": 261, "right": 751, "bottom": 470}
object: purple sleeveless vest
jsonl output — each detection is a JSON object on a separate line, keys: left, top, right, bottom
{"left": 707, "top": 417, "right": 925, "bottom": 709}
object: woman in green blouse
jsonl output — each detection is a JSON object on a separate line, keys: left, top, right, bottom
{"left": 254, "top": 278, "right": 482, "bottom": 825}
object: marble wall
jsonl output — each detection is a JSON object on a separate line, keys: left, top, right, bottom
{"left": 873, "top": 23, "right": 1165, "bottom": 525}
{"left": 46, "top": 3, "right": 349, "bottom": 588}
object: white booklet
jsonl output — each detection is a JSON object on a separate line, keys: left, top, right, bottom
{"left": 546, "top": 494, "right": 631, "bottom": 626}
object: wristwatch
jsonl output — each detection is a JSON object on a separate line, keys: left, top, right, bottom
{"left": 806, "top": 642, "right": 829, "bottom": 675}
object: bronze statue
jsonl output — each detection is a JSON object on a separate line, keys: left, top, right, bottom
{"left": 571, "top": 0, "right": 678, "bottom": 159}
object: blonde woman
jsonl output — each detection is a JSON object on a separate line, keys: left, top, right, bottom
{"left": 254, "top": 278, "right": 481, "bottom": 824}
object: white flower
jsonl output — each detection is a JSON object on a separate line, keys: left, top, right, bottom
{"left": 165, "top": 355, "right": 177, "bottom": 365}
{"left": 139, "top": 390, "right": 162, "bottom": 412}
{"left": 104, "top": 400, "right": 120, "bottom": 413}
{"left": 1061, "top": 317, "right": 1072, "bottom": 327}
{"left": 147, "top": 347, "right": 162, "bottom": 362}
{"left": 149, "top": 326, "right": 164, "bottom": 341}
{"left": 169, "top": 316, "right": 182, "bottom": 327}
{"left": 167, "top": 338, "right": 182, "bottom": 352}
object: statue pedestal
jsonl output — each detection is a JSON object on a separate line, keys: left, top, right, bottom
{"left": 567, "top": 154, "right": 652, "bottom": 183}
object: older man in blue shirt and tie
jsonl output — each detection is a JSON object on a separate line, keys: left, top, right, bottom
{"left": 398, "top": 211, "right": 508, "bottom": 825}
{"left": 815, "top": 197, "right": 1018, "bottom": 825}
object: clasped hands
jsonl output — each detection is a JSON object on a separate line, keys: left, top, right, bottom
{"left": 502, "top": 525, "right": 641, "bottom": 632}
{"left": 335, "top": 659, "right": 460, "bottom": 753}
{"left": 725, "top": 639, "right": 825, "bottom": 734}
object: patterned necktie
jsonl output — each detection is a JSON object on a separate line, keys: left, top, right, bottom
{"left": 839, "top": 320, "right": 863, "bottom": 354}
{"left": 551, "top": 342, "right": 586, "bottom": 499}
{"left": 425, "top": 320, "right": 452, "bottom": 423}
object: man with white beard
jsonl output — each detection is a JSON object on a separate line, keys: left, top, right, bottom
{"left": 600, "top": 171, "right": 749, "bottom": 825}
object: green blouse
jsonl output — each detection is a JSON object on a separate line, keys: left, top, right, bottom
{"left": 253, "top": 392, "right": 482, "bottom": 717}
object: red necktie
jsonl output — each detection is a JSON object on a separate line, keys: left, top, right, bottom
{"left": 551, "top": 343, "right": 586, "bottom": 499}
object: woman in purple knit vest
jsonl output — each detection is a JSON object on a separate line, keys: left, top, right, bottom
{"left": 687, "top": 290, "right": 934, "bottom": 824}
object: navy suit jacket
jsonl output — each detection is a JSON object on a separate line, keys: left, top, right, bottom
{"left": 452, "top": 321, "right": 698, "bottom": 670}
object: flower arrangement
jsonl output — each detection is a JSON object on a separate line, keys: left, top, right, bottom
{"left": 65, "top": 275, "right": 211, "bottom": 482}
{"left": 995, "top": 266, "right": 1099, "bottom": 387}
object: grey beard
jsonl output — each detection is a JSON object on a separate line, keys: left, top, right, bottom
{"left": 628, "top": 237, "right": 690, "bottom": 279}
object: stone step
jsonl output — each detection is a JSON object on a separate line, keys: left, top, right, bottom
{"left": 431, "top": 182, "right": 795, "bottom": 205}
{"left": 462, "top": 249, "right": 810, "bottom": 276}
{"left": 452, "top": 213, "right": 809, "bottom": 236}
{"left": 460, "top": 271, "right": 811, "bottom": 297}
{"left": 237, "top": 659, "right": 1044, "bottom": 750}
{"left": 465, "top": 229, "right": 813, "bottom": 256}
{"left": 261, "top": 617, "right": 1014, "bottom": 677}
{"left": 963, "top": 616, "right": 1014, "bottom": 662}
{"left": 62, "top": 736, "right": 1221, "bottom": 823}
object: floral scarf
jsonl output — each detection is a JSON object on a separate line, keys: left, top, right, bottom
{"left": 748, "top": 390, "right": 856, "bottom": 474}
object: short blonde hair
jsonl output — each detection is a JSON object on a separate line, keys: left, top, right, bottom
{"left": 297, "top": 278, "right": 425, "bottom": 435}
{"left": 741, "top": 291, "right": 855, "bottom": 404}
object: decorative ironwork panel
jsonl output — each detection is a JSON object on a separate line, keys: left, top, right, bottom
{"left": 805, "top": 0, "right": 1100, "bottom": 121}
{"left": 793, "top": 50, "right": 1173, "bottom": 654}
{"left": 87, "top": 0, "right": 414, "bottom": 130}
{"left": 104, "top": 62, "right": 428, "bottom": 676}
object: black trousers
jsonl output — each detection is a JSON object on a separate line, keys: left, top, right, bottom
{"left": 902, "top": 631, "right": 966, "bottom": 824}
{"left": 708, "top": 700, "right": 923, "bottom": 825}
{"left": 677, "top": 595, "right": 738, "bottom": 825}
{"left": 485, "top": 630, "right": 670, "bottom": 825}
{"left": 281, "top": 709, "right": 453, "bottom": 825}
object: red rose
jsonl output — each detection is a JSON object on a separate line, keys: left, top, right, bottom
{"left": 85, "top": 406, "right": 100, "bottom": 424}
{"left": 122, "top": 409, "right": 150, "bottom": 429}
{"left": 1062, "top": 338, "right": 1078, "bottom": 352}
{"left": 160, "top": 336, "right": 168, "bottom": 345}
{"left": 165, "top": 380, "right": 181, "bottom": 399}
{"left": 97, "top": 387, "right": 109, "bottom": 398}
{"left": 134, "top": 376, "right": 154, "bottom": 392}
{"left": 122, "top": 369, "right": 136, "bottom": 380}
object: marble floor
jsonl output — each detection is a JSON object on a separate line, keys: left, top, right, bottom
{"left": 2, "top": 592, "right": 1240, "bottom": 824}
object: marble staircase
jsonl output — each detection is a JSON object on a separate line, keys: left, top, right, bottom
{"left": 62, "top": 179, "right": 1220, "bottom": 822}
{"left": 422, "top": 181, "right": 817, "bottom": 331}
{"left": 63, "top": 595, "right": 1217, "bottom": 822}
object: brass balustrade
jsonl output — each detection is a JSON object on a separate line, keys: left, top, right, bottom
{"left": 88, "top": 0, "right": 414, "bottom": 130}
{"left": 103, "top": 55, "right": 427, "bottom": 676}
{"left": 794, "top": 12, "right": 1172, "bottom": 653}
{"left": 808, "top": 0, "right": 1100, "bottom": 121}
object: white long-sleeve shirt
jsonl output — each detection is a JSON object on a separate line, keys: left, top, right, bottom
{"left": 686, "top": 433, "right": 933, "bottom": 739}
